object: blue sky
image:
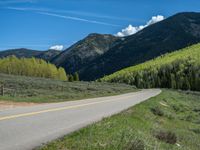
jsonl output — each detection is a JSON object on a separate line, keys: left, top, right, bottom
{"left": 1, "top": 0, "right": 200, "bottom": 51}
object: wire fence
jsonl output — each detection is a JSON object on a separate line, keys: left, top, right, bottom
{"left": 0, "top": 84, "right": 15, "bottom": 96}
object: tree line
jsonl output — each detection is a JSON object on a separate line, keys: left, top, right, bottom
{"left": 101, "top": 44, "right": 200, "bottom": 91}
{"left": 0, "top": 56, "right": 68, "bottom": 80}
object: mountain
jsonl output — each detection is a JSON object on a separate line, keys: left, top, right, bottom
{"left": 0, "top": 48, "right": 61, "bottom": 61}
{"left": 51, "top": 33, "right": 120, "bottom": 74}
{"left": 100, "top": 43, "right": 200, "bottom": 91}
{"left": 36, "top": 49, "right": 61, "bottom": 61}
{"left": 2, "top": 12, "right": 200, "bottom": 81}
{"left": 0, "top": 48, "right": 41, "bottom": 58}
{"left": 78, "top": 12, "right": 200, "bottom": 80}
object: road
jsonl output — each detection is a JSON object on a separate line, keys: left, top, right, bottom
{"left": 0, "top": 89, "right": 161, "bottom": 150}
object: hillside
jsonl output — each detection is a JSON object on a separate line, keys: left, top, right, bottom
{"left": 0, "top": 48, "right": 61, "bottom": 61}
{"left": 80, "top": 12, "right": 200, "bottom": 80}
{"left": 101, "top": 43, "right": 200, "bottom": 91}
{"left": 36, "top": 49, "right": 61, "bottom": 61}
{"left": 51, "top": 33, "right": 120, "bottom": 74}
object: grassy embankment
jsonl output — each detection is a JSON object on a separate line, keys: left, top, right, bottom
{"left": 38, "top": 90, "right": 200, "bottom": 150}
{"left": 0, "top": 73, "right": 136, "bottom": 103}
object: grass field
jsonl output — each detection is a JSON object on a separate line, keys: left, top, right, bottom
{"left": 0, "top": 73, "right": 136, "bottom": 103}
{"left": 38, "top": 90, "right": 200, "bottom": 150}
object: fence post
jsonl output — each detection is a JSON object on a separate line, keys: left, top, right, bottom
{"left": 0, "top": 85, "right": 4, "bottom": 96}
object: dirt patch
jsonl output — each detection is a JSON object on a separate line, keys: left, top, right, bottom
{"left": 0, "top": 101, "right": 38, "bottom": 110}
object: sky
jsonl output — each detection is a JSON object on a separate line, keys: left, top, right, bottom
{"left": 0, "top": 0, "right": 200, "bottom": 51}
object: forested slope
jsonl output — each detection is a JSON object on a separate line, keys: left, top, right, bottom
{"left": 0, "top": 56, "right": 67, "bottom": 80}
{"left": 100, "top": 43, "right": 200, "bottom": 91}
{"left": 80, "top": 12, "right": 200, "bottom": 80}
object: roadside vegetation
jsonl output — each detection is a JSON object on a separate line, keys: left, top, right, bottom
{"left": 38, "top": 90, "right": 200, "bottom": 150}
{"left": 0, "top": 56, "right": 67, "bottom": 80}
{"left": 100, "top": 43, "right": 200, "bottom": 91}
{"left": 0, "top": 73, "right": 136, "bottom": 103}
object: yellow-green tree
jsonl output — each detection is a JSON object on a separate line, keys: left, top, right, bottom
{"left": 0, "top": 56, "right": 68, "bottom": 81}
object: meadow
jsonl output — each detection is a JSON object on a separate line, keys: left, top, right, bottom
{"left": 0, "top": 73, "right": 136, "bottom": 103}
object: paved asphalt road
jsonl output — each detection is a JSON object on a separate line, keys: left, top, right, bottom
{"left": 0, "top": 89, "right": 161, "bottom": 150}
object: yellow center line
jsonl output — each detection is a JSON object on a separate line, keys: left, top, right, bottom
{"left": 0, "top": 94, "right": 135, "bottom": 121}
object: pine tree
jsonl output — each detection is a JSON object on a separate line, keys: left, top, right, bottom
{"left": 68, "top": 75, "right": 74, "bottom": 82}
{"left": 73, "top": 72, "right": 79, "bottom": 81}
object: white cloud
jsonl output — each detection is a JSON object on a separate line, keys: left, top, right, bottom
{"left": 116, "top": 15, "right": 165, "bottom": 37}
{"left": 49, "top": 45, "right": 64, "bottom": 51}
{"left": 146, "top": 15, "right": 165, "bottom": 26}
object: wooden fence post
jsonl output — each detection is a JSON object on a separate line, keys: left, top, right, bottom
{"left": 0, "top": 85, "right": 4, "bottom": 96}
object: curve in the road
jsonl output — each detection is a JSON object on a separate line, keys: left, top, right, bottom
{"left": 0, "top": 89, "right": 161, "bottom": 150}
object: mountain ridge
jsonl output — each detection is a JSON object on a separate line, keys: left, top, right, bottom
{"left": 0, "top": 48, "right": 61, "bottom": 61}
{"left": 51, "top": 33, "right": 121, "bottom": 74}
{"left": 79, "top": 12, "right": 200, "bottom": 80}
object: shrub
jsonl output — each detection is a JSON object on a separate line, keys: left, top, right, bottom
{"left": 154, "top": 130, "right": 177, "bottom": 144}
{"left": 68, "top": 75, "right": 74, "bottom": 82}
{"left": 151, "top": 106, "right": 164, "bottom": 116}
{"left": 191, "top": 128, "right": 200, "bottom": 134}
{"left": 193, "top": 108, "right": 200, "bottom": 112}
{"left": 172, "top": 105, "right": 180, "bottom": 112}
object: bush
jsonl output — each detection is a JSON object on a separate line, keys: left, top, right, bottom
{"left": 193, "top": 108, "right": 200, "bottom": 112}
{"left": 151, "top": 106, "right": 164, "bottom": 116}
{"left": 191, "top": 128, "right": 200, "bottom": 134}
{"left": 68, "top": 75, "right": 74, "bottom": 82}
{"left": 172, "top": 105, "right": 180, "bottom": 112}
{"left": 154, "top": 130, "right": 177, "bottom": 144}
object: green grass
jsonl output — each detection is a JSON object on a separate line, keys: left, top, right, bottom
{"left": 38, "top": 90, "right": 200, "bottom": 150}
{"left": 0, "top": 73, "right": 136, "bottom": 103}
